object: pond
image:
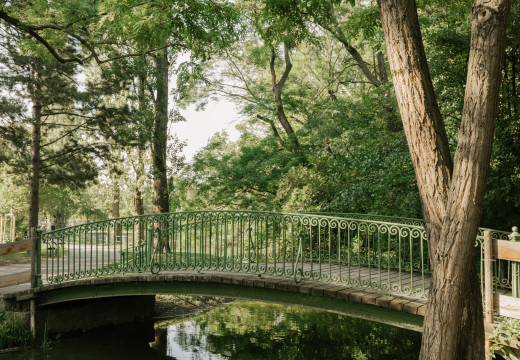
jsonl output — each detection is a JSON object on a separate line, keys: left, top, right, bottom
{"left": 1, "top": 301, "right": 422, "bottom": 360}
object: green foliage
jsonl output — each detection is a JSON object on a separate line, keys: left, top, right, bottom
{"left": 171, "top": 131, "right": 299, "bottom": 210}
{"left": 0, "top": 0, "right": 517, "bottom": 233}
{"left": 99, "top": 0, "right": 241, "bottom": 56}
{"left": 0, "top": 311, "right": 31, "bottom": 350}
{"left": 490, "top": 318, "right": 520, "bottom": 359}
{"left": 481, "top": 3, "right": 520, "bottom": 230}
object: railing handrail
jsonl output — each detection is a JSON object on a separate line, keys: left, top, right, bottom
{"left": 43, "top": 210, "right": 429, "bottom": 237}
{"left": 42, "top": 210, "right": 510, "bottom": 240}
{"left": 309, "top": 212, "right": 512, "bottom": 239}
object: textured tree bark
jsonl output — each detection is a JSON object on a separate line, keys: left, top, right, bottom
{"left": 153, "top": 50, "right": 170, "bottom": 253}
{"left": 153, "top": 50, "right": 169, "bottom": 215}
{"left": 269, "top": 44, "right": 299, "bottom": 149}
{"left": 135, "top": 72, "right": 147, "bottom": 242}
{"left": 378, "top": 0, "right": 453, "bottom": 249}
{"left": 135, "top": 148, "right": 145, "bottom": 216}
{"left": 378, "top": 0, "right": 511, "bottom": 358}
{"left": 376, "top": 52, "right": 388, "bottom": 84}
{"left": 29, "top": 72, "right": 42, "bottom": 230}
{"left": 136, "top": 72, "right": 146, "bottom": 218}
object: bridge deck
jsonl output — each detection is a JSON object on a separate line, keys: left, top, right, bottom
{"left": 2, "top": 262, "right": 511, "bottom": 324}
{"left": 1, "top": 258, "right": 432, "bottom": 319}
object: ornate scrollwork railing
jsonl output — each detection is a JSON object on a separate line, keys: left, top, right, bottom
{"left": 38, "top": 210, "right": 511, "bottom": 300}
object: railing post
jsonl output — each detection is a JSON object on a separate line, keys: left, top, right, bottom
{"left": 509, "top": 226, "right": 520, "bottom": 297}
{"left": 483, "top": 230, "right": 494, "bottom": 359}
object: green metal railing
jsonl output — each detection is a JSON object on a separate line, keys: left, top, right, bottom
{"left": 36, "top": 211, "right": 512, "bottom": 300}
{"left": 318, "top": 212, "right": 515, "bottom": 294}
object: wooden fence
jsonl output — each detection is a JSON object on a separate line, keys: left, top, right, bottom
{"left": 0, "top": 237, "right": 31, "bottom": 288}
{"left": 484, "top": 230, "right": 520, "bottom": 359}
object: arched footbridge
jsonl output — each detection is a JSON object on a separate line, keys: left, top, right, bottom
{"left": 0, "top": 211, "right": 515, "bottom": 332}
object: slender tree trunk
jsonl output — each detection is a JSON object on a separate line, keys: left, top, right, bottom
{"left": 153, "top": 50, "right": 169, "bottom": 214}
{"left": 513, "top": 51, "right": 517, "bottom": 116}
{"left": 111, "top": 175, "right": 121, "bottom": 239}
{"left": 269, "top": 44, "right": 299, "bottom": 149}
{"left": 153, "top": 50, "right": 170, "bottom": 253}
{"left": 327, "top": 17, "right": 401, "bottom": 131}
{"left": 136, "top": 71, "right": 146, "bottom": 217}
{"left": 378, "top": 0, "right": 511, "bottom": 358}
{"left": 111, "top": 176, "right": 120, "bottom": 219}
{"left": 376, "top": 51, "right": 388, "bottom": 84}
{"left": 135, "top": 71, "right": 147, "bottom": 242}
{"left": 110, "top": 147, "right": 122, "bottom": 242}
{"left": 257, "top": 115, "right": 285, "bottom": 150}
{"left": 29, "top": 73, "right": 42, "bottom": 230}
{"left": 135, "top": 148, "right": 145, "bottom": 216}
{"left": 331, "top": 20, "right": 380, "bottom": 86}
{"left": 135, "top": 148, "right": 145, "bottom": 241}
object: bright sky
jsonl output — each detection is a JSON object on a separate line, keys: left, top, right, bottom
{"left": 171, "top": 99, "right": 241, "bottom": 162}
{"left": 169, "top": 52, "right": 242, "bottom": 163}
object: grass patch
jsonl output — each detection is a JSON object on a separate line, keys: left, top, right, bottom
{"left": 0, "top": 252, "right": 31, "bottom": 266}
{"left": 0, "top": 311, "right": 31, "bottom": 350}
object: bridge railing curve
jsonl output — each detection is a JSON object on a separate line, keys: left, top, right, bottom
{"left": 38, "top": 211, "right": 511, "bottom": 300}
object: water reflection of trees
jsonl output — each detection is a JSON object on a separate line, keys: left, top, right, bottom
{"left": 154, "top": 301, "right": 421, "bottom": 359}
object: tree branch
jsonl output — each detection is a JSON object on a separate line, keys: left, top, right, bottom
{"left": 0, "top": 9, "right": 87, "bottom": 64}
{"left": 257, "top": 114, "right": 286, "bottom": 150}
{"left": 40, "top": 122, "right": 88, "bottom": 148}
{"left": 277, "top": 43, "right": 293, "bottom": 89}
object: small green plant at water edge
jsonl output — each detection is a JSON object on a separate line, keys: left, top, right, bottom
{"left": 0, "top": 311, "right": 31, "bottom": 349}
{"left": 489, "top": 318, "right": 520, "bottom": 359}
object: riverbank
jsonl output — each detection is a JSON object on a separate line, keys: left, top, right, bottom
{"left": 0, "top": 311, "right": 31, "bottom": 350}
{"left": 0, "top": 294, "right": 231, "bottom": 352}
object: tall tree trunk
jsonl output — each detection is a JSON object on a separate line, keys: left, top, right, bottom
{"left": 29, "top": 73, "right": 42, "bottom": 230}
{"left": 153, "top": 50, "right": 169, "bottom": 214}
{"left": 269, "top": 44, "right": 299, "bottom": 149}
{"left": 135, "top": 148, "right": 145, "bottom": 216}
{"left": 378, "top": 0, "right": 453, "bottom": 237}
{"left": 136, "top": 71, "right": 146, "bottom": 217}
{"left": 135, "top": 70, "right": 146, "bottom": 242}
{"left": 376, "top": 51, "right": 388, "bottom": 84}
{"left": 378, "top": 0, "right": 511, "bottom": 358}
{"left": 153, "top": 50, "right": 170, "bottom": 253}
{"left": 135, "top": 148, "right": 145, "bottom": 241}
{"left": 110, "top": 148, "right": 121, "bottom": 242}
{"left": 111, "top": 175, "right": 120, "bottom": 219}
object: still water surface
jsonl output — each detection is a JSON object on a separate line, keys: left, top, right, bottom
{"left": 2, "top": 301, "right": 421, "bottom": 359}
